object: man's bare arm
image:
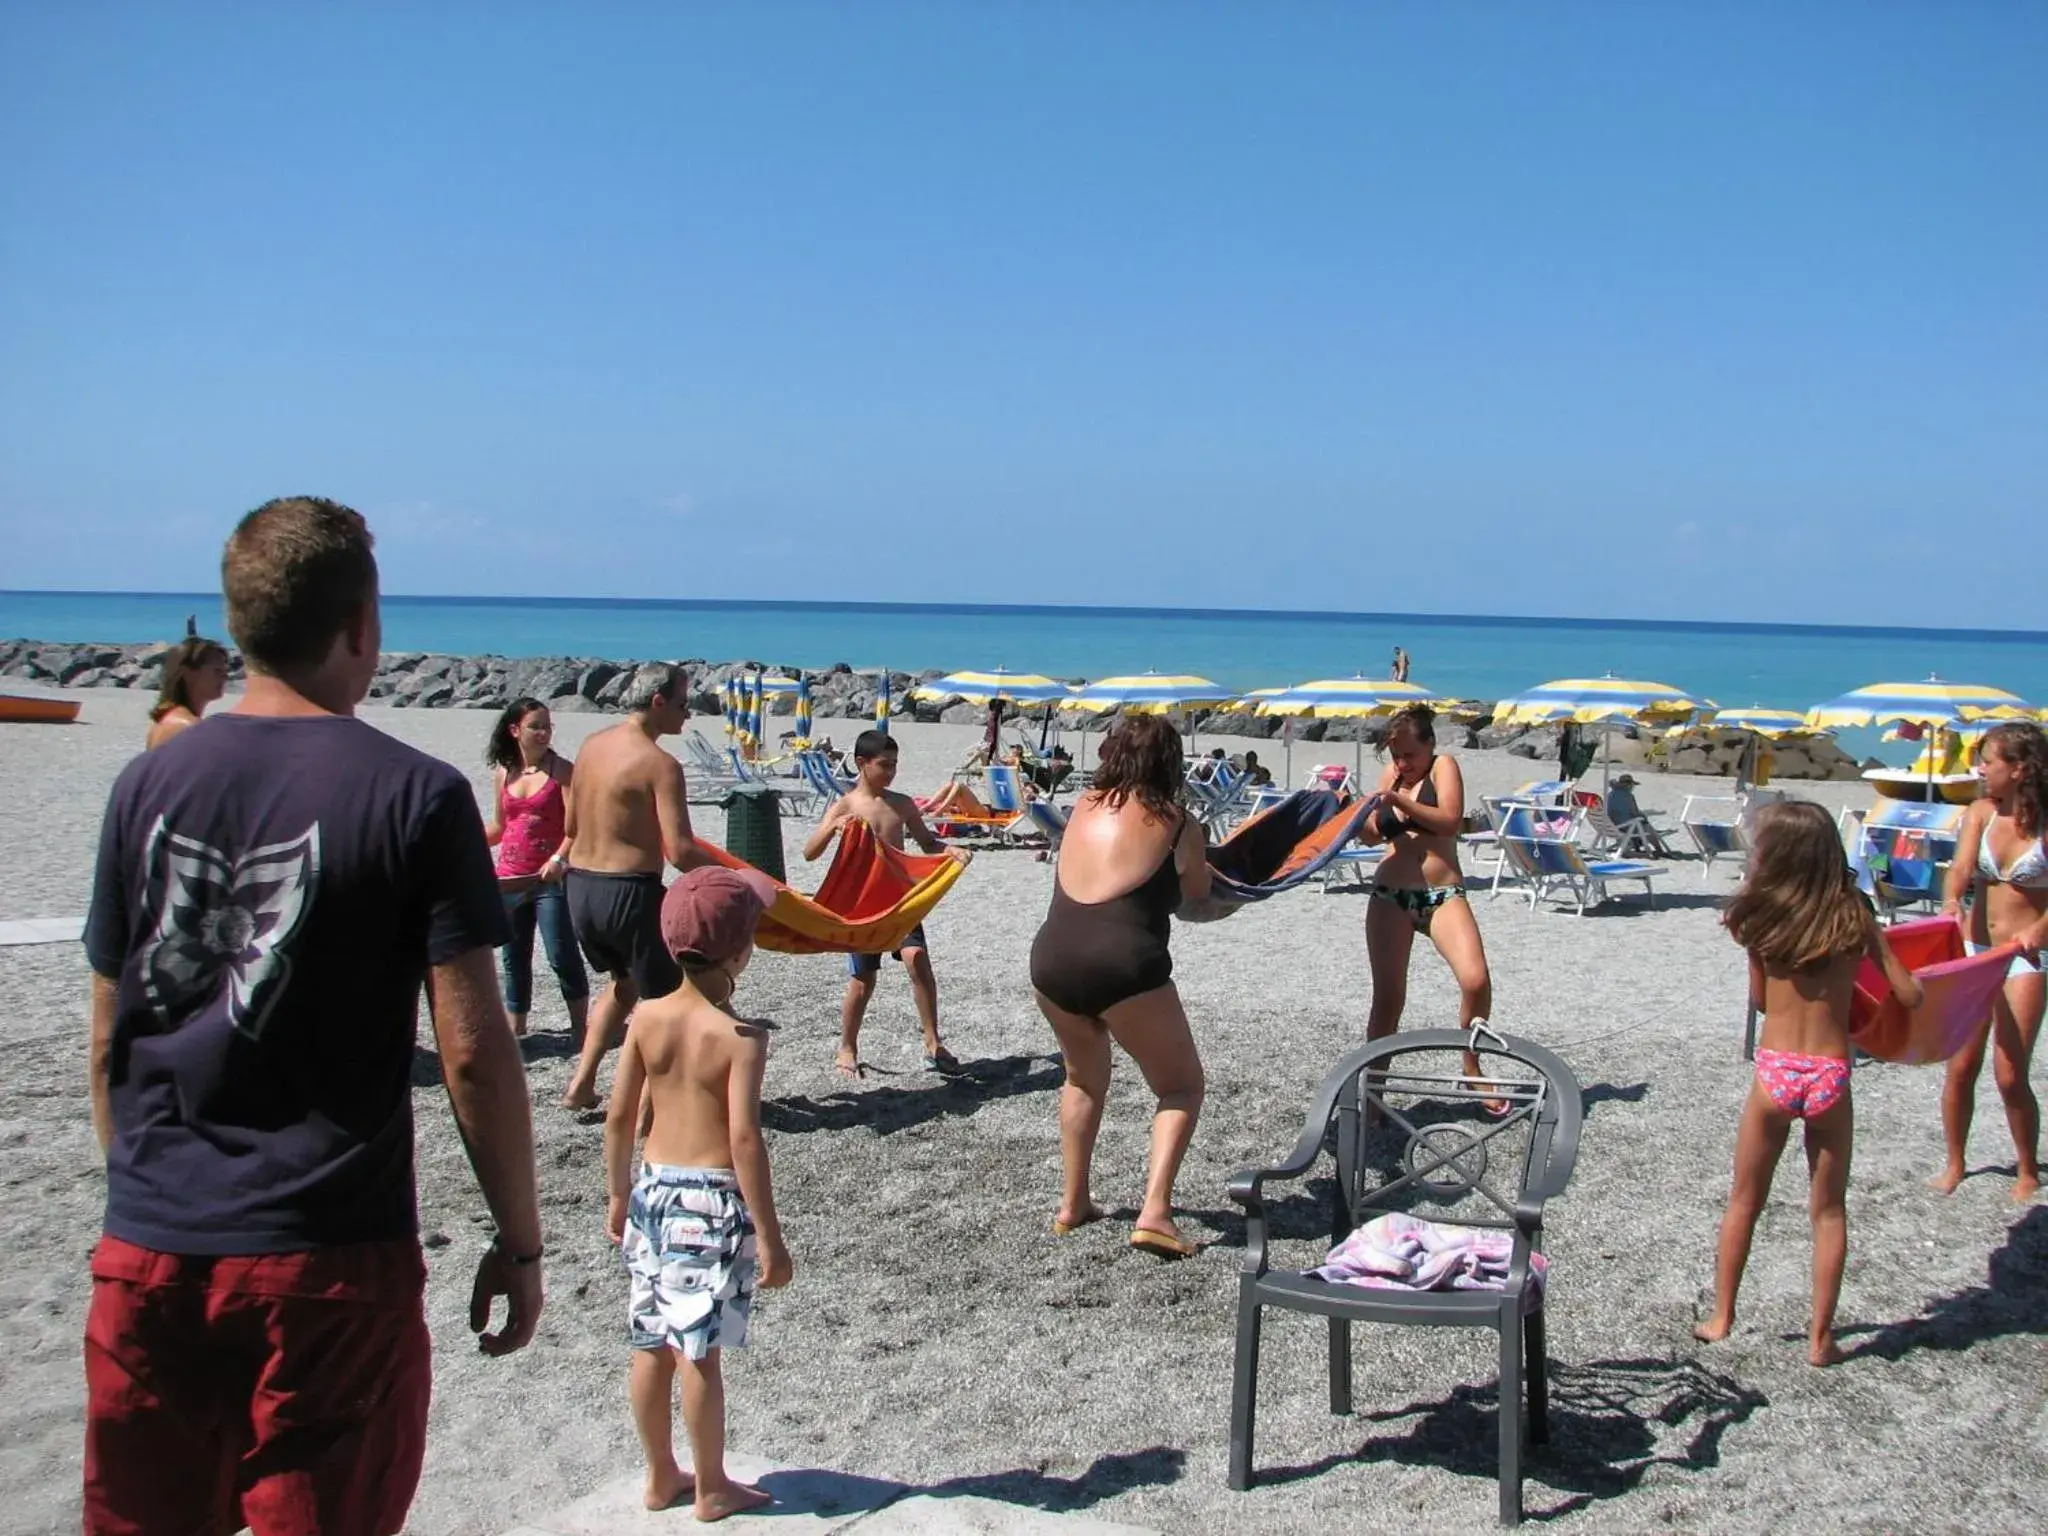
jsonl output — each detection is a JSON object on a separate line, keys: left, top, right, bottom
{"left": 427, "top": 947, "right": 544, "bottom": 1255}
{"left": 896, "top": 797, "right": 948, "bottom": 856}
{"left": 656, "top": 757, "right": 707, "bottom": 871}
{"left": 89, "top": 972, "right": 117, "bottom": 1155}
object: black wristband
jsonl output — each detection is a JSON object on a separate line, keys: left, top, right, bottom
{"left": 493, "top": 1239, "right": 545, "bottom": 1265}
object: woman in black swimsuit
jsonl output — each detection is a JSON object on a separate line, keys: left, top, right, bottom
{"left": 1029, "top": 715, "right": 1211, "bottom": 1258}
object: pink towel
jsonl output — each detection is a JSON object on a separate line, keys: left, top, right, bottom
{"left": 1308, "top": 1212, "right": 1547, "bottom": 1310}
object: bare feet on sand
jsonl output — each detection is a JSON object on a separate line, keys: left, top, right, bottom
{"left": 643, "top": 1468, "right": 695, "bottom": 1511}
{"left": 1691, "top": 1315, "right": 1733, "bottom": 1345}
{"left": 1808, "top": 1333, "right": 1844, "bottom": 1367}
{"left": 833, "top": 1047, "right": 864, "bottom": 1081}
{"left": 2014, "top": 1172, "right": 2041, "bottom": 1203}
{"left": 696, "top": 1481, "right": 772, "bottom": 1522}
{"left": 1929, "top": 1163, "right": 1966, "bottom": 1195}
{"left": 560, "top": 1090, "right": 600, "bottom": 1112}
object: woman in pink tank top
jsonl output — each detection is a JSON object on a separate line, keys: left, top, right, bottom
{"left": 485, "top": 699, "right": 589, "bottom": 1037}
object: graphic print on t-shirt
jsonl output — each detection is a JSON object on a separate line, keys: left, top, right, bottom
{"left": 138, "top": 814, "right": 321, "bottom": 1040}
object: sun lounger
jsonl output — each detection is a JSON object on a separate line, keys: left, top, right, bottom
{"left": 1499, "top": 807, "right": 1662, "bottom": 913}
{"left": 1679, "top": 795, "right": 1748, "bottom": 878}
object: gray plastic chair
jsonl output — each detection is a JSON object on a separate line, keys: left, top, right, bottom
{"left": 1226, "top": 1028, "right": 1583, "bottom": 1526}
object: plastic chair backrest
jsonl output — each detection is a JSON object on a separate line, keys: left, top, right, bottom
{"left": 984, "top": 765, "right": 1025, "bottom": 814}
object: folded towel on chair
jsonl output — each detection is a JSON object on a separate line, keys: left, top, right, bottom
{"left": 1308, "top": 1212, "right": 1547, "bottom": 1306}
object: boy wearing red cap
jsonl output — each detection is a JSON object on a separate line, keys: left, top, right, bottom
{"left": 604, "top": 866, "right": 792, "bottom": 1520}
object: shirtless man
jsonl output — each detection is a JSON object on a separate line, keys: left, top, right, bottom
{"left": 561, "top": 664, "right": 709, "bottom": 1110}
{"left": 802, "top": 730, "right": 970, "bottom": 1077}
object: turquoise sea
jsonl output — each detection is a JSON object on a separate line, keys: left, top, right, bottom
{"left": 6, "top": 590, "right": 2046, "bottom": 766}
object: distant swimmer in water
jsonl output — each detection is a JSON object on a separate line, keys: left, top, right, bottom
{"left": 145, "top": 619, "right": 230, "bottom": 750}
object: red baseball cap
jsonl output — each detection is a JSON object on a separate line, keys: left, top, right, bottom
{"left": 659, "top": 867, "right": 778, "bottom": 965}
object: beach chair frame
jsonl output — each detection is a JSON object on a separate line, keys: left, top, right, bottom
{"left": 1679, "top": 795, "right": 1748, "bottom": 879}
{"left": 1226, "top": 1028, "right": 1583, "bottom": 1525}
{"left": 1500, "top": 808, "right": 1662, "bottom": 913}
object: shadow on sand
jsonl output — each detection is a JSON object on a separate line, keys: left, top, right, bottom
{"left": 1839, "top": 1206, "right": 2047, "bottom": 1362}
{"left": 744, "top": 1446, "right": 1185, "bottom": 1524}
{"left": 762, "top": 1051, "right": 1064, "bottom": 1136}
{"left": 1254, "top": 1355, "right": 1767, "bottom": 1521}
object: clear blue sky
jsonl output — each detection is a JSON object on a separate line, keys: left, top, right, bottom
{"left": 2, "top": 3, "right": 2042, "bottom": 624}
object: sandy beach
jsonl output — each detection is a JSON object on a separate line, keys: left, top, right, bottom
{"left": 2, "top": 691, "right": 2042, "bottom": 1535}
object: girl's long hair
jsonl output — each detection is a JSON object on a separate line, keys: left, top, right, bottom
{"left": 486, "top": 697, "right": 548, "bottom": 770}
{"left": 151, "top": 620, "right": 228, "bottom": 722}
{"left": 1375, "top": 702, "right": 1437, "bottom": 757}
{"left": 1723, "top": 800, "right": 1868, "bottom": 968}
{"left": 1091, "top": 714, "right": 1184, "bottom": 821}
{"left": 1982, "top": 722, "right": 2047, "bottom": 839}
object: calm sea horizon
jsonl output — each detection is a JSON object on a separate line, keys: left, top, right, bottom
{"left": 5, "top": 589, "right": 2045, "bottom": 767}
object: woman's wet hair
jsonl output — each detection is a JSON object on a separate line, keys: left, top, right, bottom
{"left": 1092, "top": 714, "right": 1184, "bottom": 819}
{"left": 486, "top": 697, "right": 549, "bottom": 770}
{"left": 1982, "top": 722, "right": 2047, "bottom": 839}
{"left": 1376, "top": 702, "right": 1436, "bottom": 756}
{"left": 1723, "top": 800, "right": 1867, "bottom": 969}
{"left": 150, "top": 619, "right": 229, "bottom": 722}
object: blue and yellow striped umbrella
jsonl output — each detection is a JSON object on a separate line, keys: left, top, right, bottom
{"left": 874, "top": 670, "right": 891, "bottom": 735}
{"left": 722, "top": 676, "right": 741, "bottom": 749}
{"left": 1805, "top": 677, "right": 2034, "bottom": 731}
{"left": 1256, "top": 677, "right": 1452, "bottom": 718}
{"left": 737, "top": 674, "right": 758, "bottom": 757}
{"left": 1493, "top": 676, "right": 1710, "bottom": 728}
{"left": 1067, "top": 672, "right": 1235, "bottom": 714}
{"left": 793, "top": 674, "right": 813, "bottom": 747}
{"left": 909, "top": 668, "right": 1073, "bottom": 705}
{"left": 1700, "top": 707, "right": 1823, "bottom": 740}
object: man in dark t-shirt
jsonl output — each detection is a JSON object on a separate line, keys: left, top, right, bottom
{"left": 82, "top": 498, "right": 545, "bottom": 1536}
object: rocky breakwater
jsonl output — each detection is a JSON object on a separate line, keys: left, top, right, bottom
{"left": 0, "top": 640, "right": 927, "bottom": 723}
{"left": 1467, "top": 713, "right": 1868, "bottom": 782}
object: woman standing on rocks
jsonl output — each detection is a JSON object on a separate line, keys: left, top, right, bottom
{"left": 485, "top": 698, "right": 590, "bottom": 1039}
{"left": 144, "top": 619, "right": 229, "bottom": 750}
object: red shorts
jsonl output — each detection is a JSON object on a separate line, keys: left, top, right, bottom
{"left": 84, "top": 1234, "right": 431, "bottom": 1536}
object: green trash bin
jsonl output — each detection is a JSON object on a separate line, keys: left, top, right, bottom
{"left": 722, "top": 784, "right": 787, "bottom": 883}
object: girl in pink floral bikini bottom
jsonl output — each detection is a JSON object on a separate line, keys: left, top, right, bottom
{"left": 1694, "top": 801, "right": 1924, "bottom": 1367}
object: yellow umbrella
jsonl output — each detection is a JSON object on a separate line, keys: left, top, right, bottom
{"left": 1495, "top": 675, "right": 1711, "bottom": 791}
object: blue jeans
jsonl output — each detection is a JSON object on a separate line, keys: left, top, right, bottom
{"left": 500, "top": 881, "right": 589, "bottom": 1015}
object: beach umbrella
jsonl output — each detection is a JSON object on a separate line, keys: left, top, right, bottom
{"left": 721, "top": 676, "right": 741, "bottom": 752}
{"left": 908, "top": 668, "right": 1073, "bottom": 705}
{"left": 756, "top": 674, "right": 802, "bottom": 696}
{"left": 739, "top": 672, "right": 760, "bottom": 758}
{"left": 1223, "top": 686, "right": 1301, "bottom": 784}
{"left": 1697, "top": 707, "right": 1828, "bottom": 791}
{"left": 1257, "top": 676, "right": 1455, "bottom": 784}
{"left": 1494, "top": 675, "right": 1711, "bottom": 792}
{"left": 874, "top": 669, "right": 891, "bottom": 736}
{"left": 1066, "top": 672, "right": 1235, "bottom": 761}
{"left": 909, "top": 668, "right": 1074, "bottom": 754}
{"left": 1809, "top": 677, "right": 2035, "bottom": 803}
{"left": 793, "top": 673, "right": 813, "bottom": 749}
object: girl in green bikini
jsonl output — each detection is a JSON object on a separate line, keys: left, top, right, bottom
{"left": 1360, "top": 704, "right": 1497, "bottom": 1099}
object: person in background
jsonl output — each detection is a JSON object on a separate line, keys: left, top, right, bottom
{"left": 485, "top": 699, "right": 590, "bottom": 1039}
{"left": 144, "top": 619, "right": 230, "bottom": 751}
{"left": 83, "top": 497, "right": 542, "bottom": 1535}
{"left": 1241, "top": 749, "right": 1273, "bottom": 788}
{"left": 804, "top": 731, "right": 970, "bottom": 1077}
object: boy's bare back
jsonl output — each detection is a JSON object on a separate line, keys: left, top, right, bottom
{"left": 626, "top": 990, "right": 768, "bottom": 1171}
